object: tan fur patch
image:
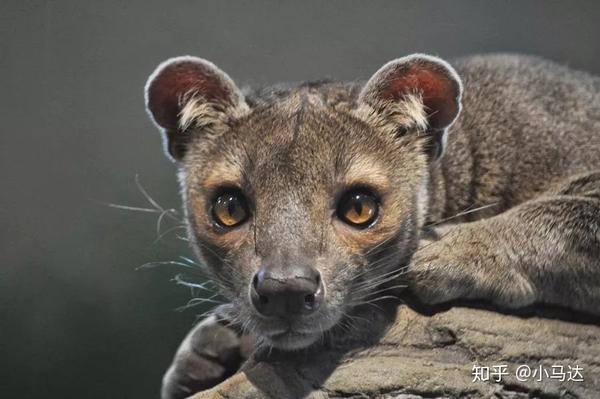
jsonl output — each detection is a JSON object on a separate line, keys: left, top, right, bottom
{"left": 344, "top": 155, "right": 390, "bottom": 189}
{"left": 202, "top": 160, "right": 244, "bottom": 191}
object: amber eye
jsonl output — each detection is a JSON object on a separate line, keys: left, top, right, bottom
{"left": 211, "top": 191, "right": 249, "bottom": 228}
{"left": 336, "top": 189, "right": 379, "bottom": 228}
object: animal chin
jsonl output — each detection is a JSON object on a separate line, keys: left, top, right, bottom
{"left": 259, "top": 311, "right": 342, "bottom": 350}
{"left": 264, "top": 329, "right": 322, "bottom": 350}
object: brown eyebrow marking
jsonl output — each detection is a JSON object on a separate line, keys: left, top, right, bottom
{"left": 203, "top": 161, "right": 244, "bottom": 191}
{"left": 344, "top": 155, "right": 390, "bottom": 189}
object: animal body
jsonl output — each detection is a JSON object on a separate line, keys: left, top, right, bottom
{"left": 144, "top": 53, "right": 600, "bottom": 399}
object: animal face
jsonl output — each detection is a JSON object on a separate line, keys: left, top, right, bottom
{"left": 145, "top": 54, "right": 461, "bottom": 349}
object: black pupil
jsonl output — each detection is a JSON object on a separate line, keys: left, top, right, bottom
{"left": 227, "top": 196, "right": 238, "bottom": 215}
{"left": 353, "top": 196, "right": 364, "bottom": 215}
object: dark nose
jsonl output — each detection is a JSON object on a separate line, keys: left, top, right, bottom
{"left": 250, "top": 267, "right": 324, "bottom": 318}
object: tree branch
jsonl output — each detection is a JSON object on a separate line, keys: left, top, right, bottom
{"left": 190, "top": 304, "right": 600, "bottom": 398}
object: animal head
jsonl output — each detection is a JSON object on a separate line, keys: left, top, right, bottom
{"left": 145, "top": 54, "right": 462, "bottom": 349}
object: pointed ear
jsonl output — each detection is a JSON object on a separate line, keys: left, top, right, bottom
{"left": 357, "top": 54, "right": 462, "bottom": 159}
{"left": 145, "top": 56, "right": 248, "bottom": 161}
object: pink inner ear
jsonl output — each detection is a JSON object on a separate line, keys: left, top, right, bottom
{"left": 381, "top": 65, "right": 459, "bottom": 129}
{"left": 147, "top": 61, "right": 231, "bottom": 130}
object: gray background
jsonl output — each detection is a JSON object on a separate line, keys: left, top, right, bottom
{"left": 2, "top": 1, "right": 600, "bottom": 397}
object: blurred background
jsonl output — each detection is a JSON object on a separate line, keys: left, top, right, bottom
{"left": 3, "top": 1, "right": 600, "bottom": 397}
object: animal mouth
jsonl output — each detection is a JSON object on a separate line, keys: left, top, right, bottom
{"left": 264, "top": 328, "right": 321, "bottom": 350}
{"left": 268, "top": 327, "right": 312, "bottom": 338}
{"left": 251, "top": 304, "right": 342, "bottom": 350}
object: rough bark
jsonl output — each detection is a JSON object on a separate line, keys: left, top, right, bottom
{"left": 190, "top": 305, "right": 600, "bottom": 399}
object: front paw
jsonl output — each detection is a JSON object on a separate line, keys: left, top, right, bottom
{"left": 161, "top": 311, "right": 253, "bottom": 399}
{"left": 408, "top": 223, "right": 537, "bottom": 309}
